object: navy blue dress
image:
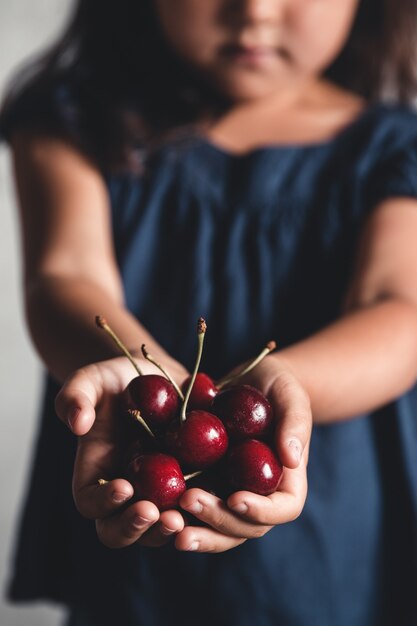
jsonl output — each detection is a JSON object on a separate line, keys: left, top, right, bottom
{"left": 4, "top": 100, "right": 417, "bottom": 626}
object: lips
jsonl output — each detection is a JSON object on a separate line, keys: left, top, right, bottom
{"left": 220, "top": 41, "right": 288, "bottom": 65}
{"left": 222, "top": 43, "right": 276, "bottom": 56}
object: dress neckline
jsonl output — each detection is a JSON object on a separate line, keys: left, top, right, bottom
{"left": 194, "top": 102, "right": 384, "bottom": 159}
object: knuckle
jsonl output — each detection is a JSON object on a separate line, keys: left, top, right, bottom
{"left": 212, "top": 509, "right": 228, "bottom": 532}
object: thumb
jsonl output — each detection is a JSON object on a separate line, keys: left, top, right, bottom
{"left": 55, "top": 366, "right": 102, "bottom": 435}
{"left": 269, "top": 372, "right": 312, "bottom": 469}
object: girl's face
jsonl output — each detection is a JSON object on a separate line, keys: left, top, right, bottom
{"left": 153, "top": 0, "right": 360, "bottom": 102}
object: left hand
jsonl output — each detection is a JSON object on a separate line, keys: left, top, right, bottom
{"left": 174, "top": 356, "right": 312, "bottom": 553}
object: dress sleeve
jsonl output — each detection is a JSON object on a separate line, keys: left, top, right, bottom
{"left": 1, "top": 72, "right": 140, "bottom": 175}
{"left": 0, "top": 79, "right": 80, "bottom": 144}
{"left": 366, "top": 134, "right": 417, "bottom": 208}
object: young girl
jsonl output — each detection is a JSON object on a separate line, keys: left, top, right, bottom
{"left": 2, "top": 0, "right": 417, "bottom": 624}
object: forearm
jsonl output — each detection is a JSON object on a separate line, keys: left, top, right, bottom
{"left": 25, "top": 274, "right": 174, "bottom": 383}
{"left": 274, "top": 298, "right": 417, "bottom": 423}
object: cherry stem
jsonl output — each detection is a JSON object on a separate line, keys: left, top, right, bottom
{"left": 96, "top": 315, "right": 143, "bottom": 376}
{"left": 141, "top": 344, "right": 184, "bottom": 401}
{"left": 216, "top": 341, "right": 277, "bottom": 390}
{"left": 180, "top": 318, "right": 207, "bottom": 423}
{"left": 184, "top": 471, "right": 203, "bottom": 481}
{"left": 127, "top": 408, "right": 156, "bottom": 438}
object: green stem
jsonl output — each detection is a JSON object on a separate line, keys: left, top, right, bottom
{"left": 184, "top": 471, "right": 203, "bottom": 481}
{"left": 127, "top": 408, "right": 155, "bottom": 438}
{"left": 181, "top": 318, "right": 207, "bottom": 423}
{"left": 216, "top": 341, "right": 277, "bottom": 390}
{"left": 95, "top": 315, "right": 142, "bottom": 376}
{"left": 141, "top": 344, "right": 184, "bottom": 401}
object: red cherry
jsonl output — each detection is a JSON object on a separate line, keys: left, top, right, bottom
{"left": 125, "top": 375, "right": 180, "bottom": 428}
{"left": 211, "top": 384, "right": 273, "bottom": 439}
{"left": 123, "top": 435, "right": 158, "bottom": 468}
{"left": 227, "top": 439, "right": 283, "bottom": 496}
{"left": 165, "top": 410, "right": 228, "bottom": 470}
{"left": 127, "top": 453, "right": 186, "bottom": 511}
{"left": 181, "top": 372, "right": 218, "bottom": 410}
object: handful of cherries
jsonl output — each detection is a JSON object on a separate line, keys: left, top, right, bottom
{"left": 96, "top": 316, "right": 283, "bottom": 511}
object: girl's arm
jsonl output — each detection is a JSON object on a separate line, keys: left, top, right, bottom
{"left": 11, "top": 133, "right": 182, "bottom": 382}
{"left": 273, "top": 197, "right": 417, "bottom": 423}
{"left": 11, "top": 133, "right": 190, "bottom": 546}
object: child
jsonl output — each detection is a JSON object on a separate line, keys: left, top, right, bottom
{"left": 2, "top": 0, "right": 417, "bottom": 624}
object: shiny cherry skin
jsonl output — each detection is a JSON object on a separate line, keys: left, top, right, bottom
{"left": 227, "top": 439, "right": 283, "bottom": 496}
{"left": 165, "top": 410, "right": 229, "bottom": 470}
{"left": 127, "top": 453, "right": 186, "bottom": 511}
{"left": 211, "top": 384, "right": 273, "bottom": 439}
{"left": 181, "top": 372, "right": 218, "bottom": 411}
{"left": 125, "top": 375, "right": 180, "bottom": 428}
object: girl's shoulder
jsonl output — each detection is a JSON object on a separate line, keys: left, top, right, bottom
{"left": 344, "top": 101, "right": 417, "bottom": 154}
{"left": 344, "top": 103, "right": 417, "bottom": 209}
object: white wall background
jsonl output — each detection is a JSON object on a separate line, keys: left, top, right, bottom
{"left": 0, "top": 2, "right": 73, "bottom": 625}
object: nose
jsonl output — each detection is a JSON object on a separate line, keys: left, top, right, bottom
{"left": 240, "top": 0, "right": 280, "bottom": 22}
{"left": 225, "top": 0, "right": 282, "bottom": 25}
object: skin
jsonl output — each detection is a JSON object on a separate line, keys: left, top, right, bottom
{"left": 10, "top": 0, "right": 417, "bottom": 552}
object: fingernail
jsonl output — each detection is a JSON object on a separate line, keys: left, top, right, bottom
{"left": 184, "top": 501, "right": 203, "bottom": 514}
{"left": 68, "top": 407, "right": 81, "bottom": 430}
{"left": 230, "top": 502, "right": 248, "bottom": 514}
{"left": 187, "top": 541, "right": 200, "bottom": 551}
{"left": 161, "top": 526, "right": 177, "bottom": 536}
{"left": 133, "top": 515, "right": 151, "bottom": 529}
{"left": 112, "top": 491, "right": 131, "bottom": 504}
{"left": 289, "top": 439, "right": 302, "bottom": 463}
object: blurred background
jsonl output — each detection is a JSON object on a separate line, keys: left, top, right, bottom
{"left": 0, "top": 2, "right": 73, "bottom": 624}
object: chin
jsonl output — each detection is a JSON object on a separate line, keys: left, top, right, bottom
{"left": 210, "top": 76, "right": 278, "bottom": 103}
{"left": 206, "top": 68, "right": 290, "bottom": 104}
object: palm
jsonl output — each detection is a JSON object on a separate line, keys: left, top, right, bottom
{"left": 56, "top": 355, "right": 190, "bottom": 548}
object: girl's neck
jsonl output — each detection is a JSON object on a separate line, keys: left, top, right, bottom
{"left": 201, "top": 79, "right": 367, "bottom": 154}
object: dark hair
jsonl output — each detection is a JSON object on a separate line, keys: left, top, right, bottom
{"left": 1, "top": 0, "right": 417, "bottom": 172}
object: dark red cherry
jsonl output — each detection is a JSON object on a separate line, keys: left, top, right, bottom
{"left": 123, "top": 436, "right": 158, "bottom": 468}
{"left": 181, "top": 372, "right": 218, "bottom": 410}
{"left": 211, "top": 384, "right": 273, "bottom": 439}
{"left": 165, "top": 410, "right": 228, "bottom": 470}
{"left": 125, "top": 375, "right": 180, "bottom": 428}
{"left": 127, "top": 453, "right": 186, "bottom": 511}
{"left": 227, "top": 439, "right": 283, "bottom": 496}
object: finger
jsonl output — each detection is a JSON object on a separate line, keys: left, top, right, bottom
{"left": 269, "top": 372, "right": 312, "bottom": 468}
{"left": 55, "top": 365, "right": 103, "bottom": 435}
{"left": 73, "top": 477, "right": 134, "bottom": 520}
{"left": 227, "top": 454, "right": 308, "bottom": 525}
{"left": 139, "top": 510, "right": 185, "bottom": 548}
{"left": 180, "top": 489, "right": 271, "bottom": 539}
{"left": 96, "top": 500, "right": 160, "bottom": 549}
{"left": 175, "top": 525, "right": 246, "bottom": 553}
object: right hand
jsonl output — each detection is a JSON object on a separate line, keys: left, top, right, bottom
{"left": 55, "top": 355, "right": 189, "bottom": 549}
